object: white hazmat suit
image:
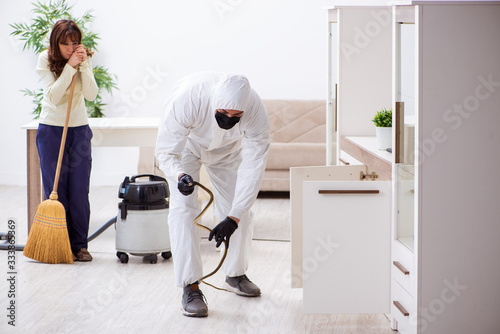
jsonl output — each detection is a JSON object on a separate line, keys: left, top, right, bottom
{"left": 155, "top": 72, "right": 270, "bottom": 288}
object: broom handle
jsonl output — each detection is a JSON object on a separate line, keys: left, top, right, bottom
{"left": 51, "top": 73, "right": 77, "bottom": 196}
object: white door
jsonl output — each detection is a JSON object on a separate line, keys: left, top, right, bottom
{"left": 302, "top": 179, "right": 391, "bottom": 314}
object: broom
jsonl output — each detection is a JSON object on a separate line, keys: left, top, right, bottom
{"left": 23, "top": 73, "right": 78, "bottom": 264}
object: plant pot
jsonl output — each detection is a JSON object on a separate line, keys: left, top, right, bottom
{"left": 376, "top": 127, "right": 392, "bottom": 151}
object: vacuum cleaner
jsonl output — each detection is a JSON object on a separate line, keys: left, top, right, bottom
{"left": 115, "top": 174, "right": 172, "bottom": 264}
{"left": 1, "top": 174, "right": 173, "bottom": 265}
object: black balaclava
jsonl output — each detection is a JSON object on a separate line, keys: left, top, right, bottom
{"left": 215, "top": 110, "right": 241, "bottom": 130}
{"left": 213, "top": 74, "right": 251, "bottom": 130}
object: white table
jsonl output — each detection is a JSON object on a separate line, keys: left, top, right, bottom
{"left": 22, "top": 117, "right": 160, "bottom": 231}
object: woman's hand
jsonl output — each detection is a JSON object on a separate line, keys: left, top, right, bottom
{"left": 67, "top": 45, "right": 87, "bottom": 68}
{"left": 76, "top": 45, "right": 87, "bottom": 63}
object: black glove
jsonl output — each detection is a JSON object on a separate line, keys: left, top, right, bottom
{"left": 209, "top": 216, "right": 238, "bottom": 248}
{"left": 178, "top": 174, "right": 195, "bottom": 196}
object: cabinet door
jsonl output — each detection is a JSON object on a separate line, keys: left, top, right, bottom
{"left": 303, "top": 180, "right": 391, "bottom": 314}
{"left": 291, "top": 165, "right": 366, "bottom": 288}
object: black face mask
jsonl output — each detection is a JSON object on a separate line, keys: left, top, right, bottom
{"left": 215, "top": 110, "right": 241, "bottom": 130}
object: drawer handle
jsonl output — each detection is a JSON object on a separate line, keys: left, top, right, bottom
{"left": 393, "top": 301, "right": 409, "bottom": 317}
{"left": 318, "top": 190, "right": 380, "bottom": 194}
{"left": 393, "top": 261, "right": 410, "bottom": 275}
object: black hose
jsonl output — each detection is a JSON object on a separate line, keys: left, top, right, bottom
{"left": 0, "top": 243, "right": 24, "bottom": 251}
{"left": 0, "top": 232, "right": 23, "bottom": 251}
{"left": 88, "top": 216, "right": 117, "bottom": 242}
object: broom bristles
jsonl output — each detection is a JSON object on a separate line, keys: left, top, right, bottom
{"left": 23, "top": 197, "right": 74, "bottom": 264}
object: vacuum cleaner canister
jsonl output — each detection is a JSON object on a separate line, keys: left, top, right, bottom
{"left": 116, "top": 174, "right": 171, "bottom": 263}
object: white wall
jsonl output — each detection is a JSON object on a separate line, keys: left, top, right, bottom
{"left": 0, "top": 0, "right": 330, "bottom": 186}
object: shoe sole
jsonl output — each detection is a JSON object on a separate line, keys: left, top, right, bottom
{"left": 181, "top": 306, "right": 208, "bottom": 318}
{"left": 223, "top": 282, "right": 261, "bottom": 297}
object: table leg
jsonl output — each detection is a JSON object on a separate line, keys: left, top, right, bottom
{"left": 138, "top": 147, "right": 156, "bottom": 175}
{"left": 26, "top": 129, "right": 42, "bottom": 233}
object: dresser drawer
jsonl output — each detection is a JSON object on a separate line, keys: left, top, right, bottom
{"left": 392, "top": 240, "right": 414, "bottom": 296}
{"left": 392, "top": 280, "right": 415, "bottom": 334}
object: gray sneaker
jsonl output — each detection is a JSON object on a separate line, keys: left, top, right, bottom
{"left": 225, "top": 275, "right": 261, "bottom": 297}
{"left": 182, "top": 282, "right": 208, "bottom": 317}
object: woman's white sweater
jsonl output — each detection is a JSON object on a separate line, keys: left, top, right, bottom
{"left": 36, "top": 50, "right": 98, "bottom": 127}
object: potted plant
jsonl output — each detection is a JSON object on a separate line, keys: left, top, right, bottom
{"left": 372, "top": 107, "right": 392, "bottom": 151}
{"left": 10, "top": 0, "right": 117, "bottom": 118}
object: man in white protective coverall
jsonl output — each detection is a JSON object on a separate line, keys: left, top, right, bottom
{"left": 155, "top": 72, "right": 270, "bottom": 317}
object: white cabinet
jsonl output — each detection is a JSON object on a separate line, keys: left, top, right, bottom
{"left": 291, "top": 5, "right": 394, "bottom": 313}
{"left": 392, "top": 3, "right": 500, "bottom": 334}
{"left": 293, "top": 2, "right": 500, "bottom": 334}
{"left": 329, "top": 6, "right": 393, "bottom": 171}
{"left": 290, "top": 4, "right": 394, "bottom": 290}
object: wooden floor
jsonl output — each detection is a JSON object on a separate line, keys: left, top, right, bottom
{"left": 0, "top": 185, "right": 394, "bottom": 333}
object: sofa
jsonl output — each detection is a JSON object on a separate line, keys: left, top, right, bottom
{"left": 260, "top": 100, "right": 327, "bottom": 192}
{"left": 145, "top": 99, "right": 328, "bottom": 193}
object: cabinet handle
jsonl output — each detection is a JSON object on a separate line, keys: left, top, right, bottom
{"left": 393, "top": 301, "right": 409, "bottom": 317}
{"left": 334, "top": 83, "right": 338, "bottom": 132}
{"left": 339, "top": 158, "right": 350, "bottom": 165}
{"left": 395, "top": 101, "right": 404, "bottom": 164}
{"left": 393, "top": 261, "right": 410, "bottom": 275}
{"left": 318, "top": 190, "right": 379, "bottom": 194}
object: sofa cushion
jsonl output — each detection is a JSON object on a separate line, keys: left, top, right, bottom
{"left": 260, "top": 169, "right": 290, "bottom": 192}
{"left": 263, "top": 100, "right": 326, "bottom": 144}
{"left": 266, "top": 142, "right": 326, "bottom": 170}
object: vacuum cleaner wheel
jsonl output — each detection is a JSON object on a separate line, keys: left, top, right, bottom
{"left": 146, "top": 254, "right": 158, "bottom": 264}
{"left": 116, "top": 251, "right": 129, "bottom": 263}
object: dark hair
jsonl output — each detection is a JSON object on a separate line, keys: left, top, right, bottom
{"left": 47, "top": 19, "right": 82, "bottom": 77}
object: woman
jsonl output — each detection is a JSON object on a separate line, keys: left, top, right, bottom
{"left": 36, "top": 19, "right": 98, "bottom": 261}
